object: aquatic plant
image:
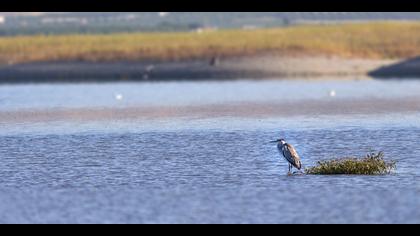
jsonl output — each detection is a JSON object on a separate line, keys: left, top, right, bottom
{"left": 305, "top": 151, "right": 396, "bottom": 175}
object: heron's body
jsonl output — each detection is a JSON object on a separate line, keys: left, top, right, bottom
{"left": 272, "top": 139, "right": 302, "bottom": 173}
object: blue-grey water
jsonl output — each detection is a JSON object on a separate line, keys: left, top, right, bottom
{"left": 0, "top": 79, "right": 420, "bottom": 224}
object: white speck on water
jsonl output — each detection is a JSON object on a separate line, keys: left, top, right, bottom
{"left": 329, "top": 90, "right": 336, "bottom": 97}
{"left": 115, "top": 94, "right": 124, "bottom": 101}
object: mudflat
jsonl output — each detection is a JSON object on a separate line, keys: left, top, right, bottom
{"left": 0, "top": 56, "right": 398, "bottom": 83}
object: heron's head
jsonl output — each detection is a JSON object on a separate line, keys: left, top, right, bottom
{"left": 270, "top": 138, "right": 286, "bottom": 145}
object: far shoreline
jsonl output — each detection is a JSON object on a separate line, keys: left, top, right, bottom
{"left": 0, "top": 55, "right": 400, "bottom": 84}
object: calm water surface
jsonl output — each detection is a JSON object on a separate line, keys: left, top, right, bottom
{"left": 0, "top": 79, "right": 419, "bottom": 223}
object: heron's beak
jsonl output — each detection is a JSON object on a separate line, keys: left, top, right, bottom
{"left": 269, "top": 140, "right": 278, "bottom": 143}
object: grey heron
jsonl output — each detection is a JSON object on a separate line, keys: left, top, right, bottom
{"left": 270, "top": 138, "right": 302, "bottom": 174}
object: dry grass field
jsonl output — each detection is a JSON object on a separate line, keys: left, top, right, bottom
{"left": 0, "top": 22, "right": 420, "bottom": 65}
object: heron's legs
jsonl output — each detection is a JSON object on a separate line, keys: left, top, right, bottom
{"left": 288, "top": 164, "right": 291, "bottom": 174}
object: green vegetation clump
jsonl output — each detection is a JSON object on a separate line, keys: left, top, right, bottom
{"left": 305, "top": 152, "right": 396, "bottom": 175}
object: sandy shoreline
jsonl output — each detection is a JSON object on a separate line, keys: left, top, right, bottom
{"left": 2, "top": 96, "right": 420, "bottom": 123}
{"left": 0, "top": 56, "right": 399, "bottom": 83}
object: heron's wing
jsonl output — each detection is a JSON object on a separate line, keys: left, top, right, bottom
{"left": 284, "top": 144, "right": 301, "bottom": 169}
{"left": 286, "top": 144, "right": 300, "bottom": 159}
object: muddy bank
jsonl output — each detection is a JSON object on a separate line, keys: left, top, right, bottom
{"left": 369, "top": 56, "right": 420, "bottom": 78}
{"left": 0, "top": 56, "right": 397, "bottom": 83}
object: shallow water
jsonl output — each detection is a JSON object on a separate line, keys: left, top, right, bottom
{"left": 0, "top": 79, "right": 420, "bottom": 223}
{"left": 2, "top": 79, "right": 420, "bottom": 111}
